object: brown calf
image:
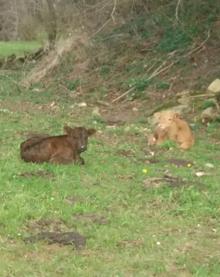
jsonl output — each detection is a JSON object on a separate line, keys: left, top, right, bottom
{"left": 20, "top": 126, "right": 96, "bottom": 164}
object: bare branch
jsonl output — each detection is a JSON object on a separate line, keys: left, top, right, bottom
{"left": 111, "top": 0, "right": 117, "bottom": 23}
{"left": 183, "top": 29, "right": 211, "bottom": 58}
{"left": 91, "top": 0, "right": 118, "bottom": 37}
{"left": 175, "top": 0, "right": 182, "bottom": 23}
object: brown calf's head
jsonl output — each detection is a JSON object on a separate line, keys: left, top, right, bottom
{"left": 64, "top": 125, "right": 96, "bottom": 152}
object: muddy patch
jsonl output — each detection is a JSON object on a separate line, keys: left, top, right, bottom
{"left": 143, "top": 174, "right": 186, "bottom": 189}
{"left": 24, "top": 218, "right": 86, "bottom": 249}
{"left": 117, "top": 239, "right": 144, "bottom": 248}
{"left": 167, "top": 158, "right": 193, "bottom": 168}
{"left": 26, "top": 218, "right": 69, "bottom": 233}
{"left": 18, "top": 170, "right": 55, "bottom": 179}
{"left": 24, "top": 231, "right": 86, "bottom": 249}
{"left": 73, "top": 213, "right": 109, "bottom": 225}
{"left": 64, "top": 195, "right": 81, "bottom": 206}
{"left": 117, "top": 149, "right": 136, "bottom": 158}
{"left": 145, "top": 158, "right": 161, "bottom": 164}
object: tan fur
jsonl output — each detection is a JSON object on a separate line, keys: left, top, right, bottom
{"left": 148, "top": 111, "right": 194, "bottom": 150}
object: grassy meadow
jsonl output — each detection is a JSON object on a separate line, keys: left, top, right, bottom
{"left": 0, "top": 41, "right": 220, "bottom": 277}
{"left": 0, "top": 41, "right": 41, "bottom": 57}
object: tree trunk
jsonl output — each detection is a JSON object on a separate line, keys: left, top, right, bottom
{"left": 45, "top": 0, "right": 57, "bottom": 49}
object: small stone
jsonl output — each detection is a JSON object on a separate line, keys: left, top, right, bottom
{"left": 208, "top": 79, "right": 220, "bottom": 94}
{"left": 78, "top": 102, "right": 87, "bottom": 107}
{"left": 205, "top": 163, "right": 214, "bottom": 168}
{"left": 195, "top": 171, "right": 206, "bottom": 177}
{"left": 201, "top": 107, "right": 219, "bottom": 124}
{"left": 50, "top": 101, "right": 56, "bottom": 107}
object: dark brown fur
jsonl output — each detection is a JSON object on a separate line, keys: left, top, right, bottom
{"left": 20, "top": 126, "right": 96, "bottom": 164}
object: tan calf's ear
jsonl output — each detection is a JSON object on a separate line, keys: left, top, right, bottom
{"left": 153, "top": 112, "right": 161, "bottom": 120}
{"left": 173, "top": 112, "right": 181, "bottom": 119}
{"left": 64, "top": 125, "right": 73, "bottom": 134}
{"left": 87, "top": 128, "right": 96, "bottom": 136}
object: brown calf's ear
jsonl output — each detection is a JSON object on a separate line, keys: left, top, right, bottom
{"left": 64, "top": 125, "right": 73, "bottom": 135}
{"left": 87, "top": 128, "right": 96, "bottom": 136}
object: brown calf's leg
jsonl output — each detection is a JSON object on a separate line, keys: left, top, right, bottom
{"left": 50, "top": 152, "right": 74, "bottom": 164}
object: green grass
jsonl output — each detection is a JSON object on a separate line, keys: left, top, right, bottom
{"left": 0, "top": 41, "right": 41, "bottom": 57}
{"left": 0, "top": 71, "right": 220, "bottom": 276}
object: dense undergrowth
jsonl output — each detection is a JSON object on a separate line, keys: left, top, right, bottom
{"left": 42, "top": 0, "right": 220, "bottom": 103}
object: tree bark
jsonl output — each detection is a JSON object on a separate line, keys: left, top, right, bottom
{"left": 45, "top": 0, "right": 57, "bottom": 49}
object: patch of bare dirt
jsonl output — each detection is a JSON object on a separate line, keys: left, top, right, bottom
{"left": 73, "top": 213, "right": 109, "bottom": 225}
{"left": 24, "top": 231, "right": 86, "bottom": 249}
{"left": 18, "top": 170, "right": 55, "bottom": 179}
{"left": 117, "top": 149, "right": 136, "bottom": 158}
{"left": 0, "top": 100, "right": 59, "bottom": 114}
{"left": 117, "top": 239, "right": 144, "bottom": 248}
{"left": 24, "top": 218, "right": 86, "bottom": 249}
{"left": 167, "top": 159, "right": 193, "bottom": 168}
{"left": 143, "top": 174, "right": 186, "bottom": 189}
{"left": 145, "top": 158, "right": 161, "bottom": 164}
{"left": 64, "top": 195, "right": 81, "bottom": 206}
{"left": 26, "top": 218, "right": 69, "bottom": 233}
{"left": 99, "top": 101, "right": 142, "bottom": 125}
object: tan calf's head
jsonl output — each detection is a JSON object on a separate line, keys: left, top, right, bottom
{"left": 64, "top": 125, "right": 96, "bottom": 152}
{"left": 153, "top": 111, "right": 181, "bottom": 130}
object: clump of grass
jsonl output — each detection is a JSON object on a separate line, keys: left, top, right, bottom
{"left": 157, "top": 26, "right": 192, "bottom": 52}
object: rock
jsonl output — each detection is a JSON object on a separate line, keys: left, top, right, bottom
{"left": 201, "top": 107, "right": 219, "bottom": 124}
{"left": 169, "top": 105, "right": 191, "bottom": 114}
{"left": 208, "top": 79, "right": 220, "bottom": 94}
{"left": 205, "top": 163, "right": 214, "bottom": 168}
{"left": 195, "top": 171, "right": 206, "bottom": 177}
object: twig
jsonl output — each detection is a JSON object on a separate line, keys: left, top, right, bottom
{"left": 184, "top": 30, "right": 211, "bottom": 58}
{"left": 91, "top": 0, "right": 118, "bottom": 37}
{"left": 175, "top": 0, "right": 182, "bottom": 23}
{"left": 112, "top": 86, "right": 135, "bottom": 103}
{"left": 111, "top": 0, "right": 117, "bottom": 23}
{"left": 145, "top": 59, "right": 160, "bottom": 74}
